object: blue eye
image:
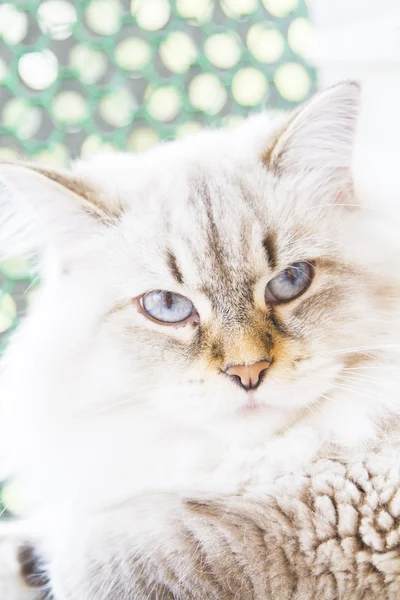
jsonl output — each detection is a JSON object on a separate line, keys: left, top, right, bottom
{"left": 141, "top": 290, "right": 195, "bottom": 324}
{"left": 265, "top": 262, "right": 313, "bottom": 303}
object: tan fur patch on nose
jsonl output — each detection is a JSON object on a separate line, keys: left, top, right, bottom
{"left": 222, "top": 335, "right": 270, "bottom": 368}
{"left": 201, "top": 315, "right": 275, "bottom": 373}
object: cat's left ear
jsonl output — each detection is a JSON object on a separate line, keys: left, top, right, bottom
{"left": 264, "top": 81, "right": 360, "bottom": 197}
{"left": 0, "top": 161, "right": 121, "bottom": 262}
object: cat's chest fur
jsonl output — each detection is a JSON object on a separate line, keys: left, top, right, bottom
{"left": 17, "top": 395, "right": 377, "bottom": 520}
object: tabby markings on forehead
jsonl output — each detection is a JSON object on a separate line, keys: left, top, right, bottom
{"left": 199, "top": 282, "right": 257, "bottom": 326}
{"left": 166, "top": 250, "right": 184, "bottom": 285}
{"left": 202, "top": 187, "right": 231, "bottom": 282}
{"left": 262, "top": 232, "right": 278, "bottom": 271}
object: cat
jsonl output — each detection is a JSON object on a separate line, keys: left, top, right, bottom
{"left": 2, "top": 81, "right": 400, "bottom": 599}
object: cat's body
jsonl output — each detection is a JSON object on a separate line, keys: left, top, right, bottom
{"left": 1, "top": 82, "right": 400, "bottom": 599}
{"left": 30, "top": 437, "right": 400, "bottom": 600}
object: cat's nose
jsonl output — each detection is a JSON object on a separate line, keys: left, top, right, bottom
{"left": 224, "top": 360, "right": 271, "bottom": 391}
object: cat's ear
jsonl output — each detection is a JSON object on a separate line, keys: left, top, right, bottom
{"left": 264, "top": 81, "right": 360, "bottom": 196}
{"left": 0, "top": 161, "right": 120, "bottom": 263}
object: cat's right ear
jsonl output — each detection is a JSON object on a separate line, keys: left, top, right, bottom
{"left": 264, "top": 81, "right": 360, "bottom": 199}
{"left": 0, "top": 161, "right": 120, "bottom": 265}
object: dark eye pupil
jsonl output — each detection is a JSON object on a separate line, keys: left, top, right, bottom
{"left": 285, "top": 268, "right": 297, "bottom": 284}
{"left": 164, "top": 292, "right": 173, "bottom": 309}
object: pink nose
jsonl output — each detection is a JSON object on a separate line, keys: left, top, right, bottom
{"left": 224, "top": 360, "right": 271, "bottom": 391}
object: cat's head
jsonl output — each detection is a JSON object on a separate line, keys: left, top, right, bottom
{"left": 1, "top": 81, "right": 400, "bottom": 472}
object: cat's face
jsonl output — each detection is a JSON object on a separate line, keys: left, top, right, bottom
{"left": 2, "top": 82, "right": 400, "bottom": 482}
{"left": 89, "top": 153, "right": 388, "bottom": 424}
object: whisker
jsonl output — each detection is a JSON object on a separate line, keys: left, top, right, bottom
{"left": 304, "top": 344, "right": 400, "bottom": 359}
{"left": 329, "top": 382, "right": 381, "bottom": 399}
{"left": 306, "top": 401, "right": 317, "bottom": 417}
{"left": 340, "top": 366, "right": 400, "bottom": 371}
{"left": 319, "top": 392, "right": 339, "bottom": 405}
{"left": 336, "top": 373, "right": 395, "bottom": 386}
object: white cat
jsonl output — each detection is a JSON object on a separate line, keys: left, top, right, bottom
{"left": 1, "top": 82, "right": 400, "bottom": 599}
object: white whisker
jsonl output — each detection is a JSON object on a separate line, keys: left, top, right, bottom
{"left": 304, "top": 344, "right": 400, "bottom": 359}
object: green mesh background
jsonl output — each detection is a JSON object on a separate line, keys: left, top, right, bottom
{"left": 0, "top": 0, "right": 315, "bottom": 516}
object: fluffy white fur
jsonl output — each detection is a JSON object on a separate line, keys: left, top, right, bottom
{"left": 1, "top": 83, "right": 400, "bottom": 598}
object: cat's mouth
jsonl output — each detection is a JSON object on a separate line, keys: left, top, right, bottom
{"left": 237, "top": 391, "right": 260, "bottom": 414}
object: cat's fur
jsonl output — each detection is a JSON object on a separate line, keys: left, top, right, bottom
{"left": 1, "top": 82, "right": 400, "bottom": 599}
